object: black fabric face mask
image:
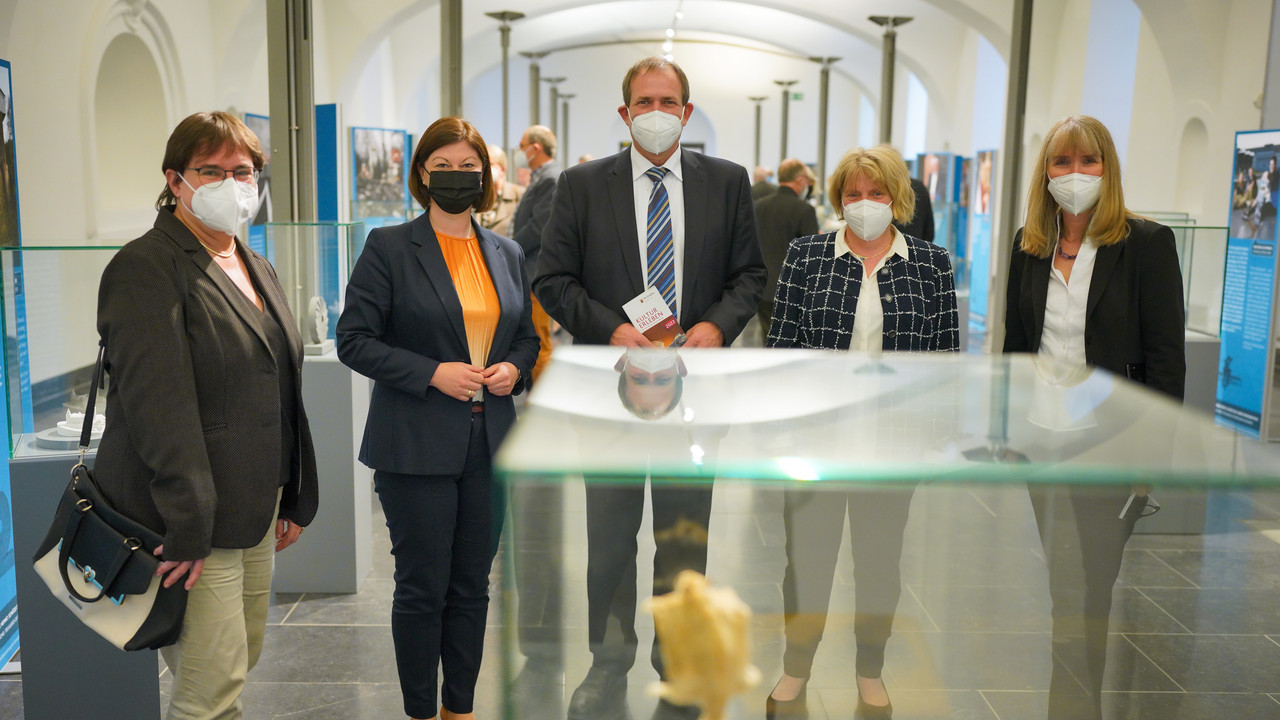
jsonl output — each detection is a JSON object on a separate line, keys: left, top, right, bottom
{"left": 427, "top": 170, "right": 483, "bottom": 215}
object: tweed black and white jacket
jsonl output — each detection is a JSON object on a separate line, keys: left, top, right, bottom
{"left": 766, "top": 228, "right": 959, "bottom": 352}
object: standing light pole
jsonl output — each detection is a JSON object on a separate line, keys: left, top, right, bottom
{"left": 542, "top": 76, "right": 566, "bottom": 137}
{"left": 869, "top": 15, "right": 912, "bottom": 145}
{"left": 749, "top": 96, "right": 767, "bottom": 169}
{"left": 775, "top": 80, "right": 798, "bottom": 160}
{"left": 485, "top": 11, "right": 524, "bottom": 184}
{"left": 560, "top": 93, "right": 575, "bottom": 169}
{"left": 809, "top": 56, "right": 840, "bottom": 192}
{"left": 521, "top": 51, "right": 548, "bottom": 125}
{"left": 440, "top": 0, "right": 463, "bottom": 117}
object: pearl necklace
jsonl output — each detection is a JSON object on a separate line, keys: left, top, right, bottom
{"left": 198, "top": 237, "right": 237, "bottom": 258}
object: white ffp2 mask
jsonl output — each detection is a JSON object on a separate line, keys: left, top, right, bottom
{"left": 843, "top": 199, "right": 895, "bottom": 242}
{"left": 182, "top": 175, "right": 260, "bottom": 235}
{"left": 1048, "top": 173, "right": 1102, "bottom": 216}
{"left": 629, "top": 110, "right": 683, "bottom": 155}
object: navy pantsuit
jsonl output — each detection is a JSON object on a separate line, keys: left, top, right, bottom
{"left": 337, "top": 213, "right": 539, "bottom": 716}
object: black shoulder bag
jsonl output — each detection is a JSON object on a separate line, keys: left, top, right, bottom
{"left": 31, "top": 342, "right": 188, "bottom": 651}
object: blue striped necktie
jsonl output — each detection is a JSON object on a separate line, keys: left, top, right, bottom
{"left": 644, "top": 166, "right": 676, "bottom": 317}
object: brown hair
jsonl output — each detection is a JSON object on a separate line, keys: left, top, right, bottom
{"left": 622, "top": 57, "right": 690, "bottom": 106}
{"left": 826, "top": 146, "right": 915, "bottom": 224}
{"left": 1021, "top": 115, "right": 1134, "bottom": 257}
{"left": 157, "top": 111, "right": 266, "bottom": 209}
{"left": 407, "top": 117, "right": 496, "bottom": 213}
{"left": 777, "top": 158, "right": 809, "bottom": 184}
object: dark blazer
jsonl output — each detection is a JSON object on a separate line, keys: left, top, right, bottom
{"left": 95, "top": 208, "right": 319, "bottom": 561}
{"left": 768, "top": 230, "right": 959, "bottom": 352}
{"left": 533, "top": 147, "right": 766, "bottom": 344}
{"left": 754, "top": 185, "right": 820, "bottom": 301}
{"left": 1003, "top": 216, "right": 1185, "bottom": 400}
{"left": 337, "top": 213, "right": 540, "bottom": 475}
{"left": 893, "top": 178, "right": 935, "bottom": 243}
{"left": 511, "top": 160, "right": 560, "bottom": 274}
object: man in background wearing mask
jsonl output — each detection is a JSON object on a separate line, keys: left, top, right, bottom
{"left": 753, "top": 157, "right": 819, "bottom": 340}
{"left": 511, "top": 125, "right": 558, "bottom": 382}
{"left": 479, "top": 144, "right": 524, "bottom": 237}
{"left": 534, "top": 56, "right": 764, "bottom": 720}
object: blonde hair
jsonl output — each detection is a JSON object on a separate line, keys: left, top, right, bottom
{"left": 1022, "top": 115, "right": 1135, "bottom": 257}
{"left": 826, "top": 146, "right": 915, "bottom": 224}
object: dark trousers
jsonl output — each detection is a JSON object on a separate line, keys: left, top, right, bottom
{"left": 584, "top": 478, "right": 714, "bottom": 674}
{"left": 512, "top": 482, "right": 565, "bottom": 663}
{"left": 374, "top": 414, "right": 504, "bottom": 718}
{"left": 781, "top": 485, "right": 916, "bottom": 679}
{"left": 1029, "top": 486, "right": 1143, "bottom": 720}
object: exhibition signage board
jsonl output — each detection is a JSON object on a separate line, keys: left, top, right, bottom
{"left": 316, "top": 104, "right": 342, "bottom": 340}
{"left": 954, "top": 155, "right": 970, "bottom": 262}
{"left": 917, "top": 152, "right": 956, "bottom": 256}
{"left": 0, "top": 57, "right": 20, "bottom": 668}
{"left": 243, "top": 113, "right": 272, "bottom": 257}
{"left": 350, "top": 126, "right": 410, "bottom": 239}
{"left": 967, "top": 149, "right": 996, "bottom": 334}
{"left": 1217, "top": 130, "right": 1280, "bottom": 439}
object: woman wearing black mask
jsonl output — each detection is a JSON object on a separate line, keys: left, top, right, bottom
{"left": 337, "top": 116, "right": 540, "bottom": 720}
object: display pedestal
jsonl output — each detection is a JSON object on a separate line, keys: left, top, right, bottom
{"left": 11, "top": 451, "right": 161, "bottom": 719}
{"left": 273, "top": 351, "right": 373, "bottom": 593}
{"left": 1132, "top": 329, "right": 1220, "bottom": 535}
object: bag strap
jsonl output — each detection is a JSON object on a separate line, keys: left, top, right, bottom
{"left": 77, "top": 341, "right": 106, "bottom": 464}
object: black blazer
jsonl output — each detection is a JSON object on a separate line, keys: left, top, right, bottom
{"left": 533, "top": 147, "right": 766, "bottom": 345}
{"left": 95, "top": 208, "right": 319, "bottom": 561}
{"left": 893, "top": 178, "right": 935, "bottom": 244}
{"left": 1003, "top": 216, "right": 1186, "bottom": 400}
{"left": 336, "top": 213, "right": 540, "bottom": 475}
{"left": 754, "top": 185, "right": 820, "bottom": 302}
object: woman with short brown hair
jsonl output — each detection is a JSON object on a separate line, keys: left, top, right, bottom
{"left": 338, "top": 116, "right": 539, "bottom": 720}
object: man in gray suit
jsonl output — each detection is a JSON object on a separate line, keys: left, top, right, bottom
{"left": 754, "top": 157, "right": 818, "bottom": 339}
{"left": 534, "top": 56, "right": 764, "bottom": 720}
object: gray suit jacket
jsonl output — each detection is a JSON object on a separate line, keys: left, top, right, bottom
{"left": 95, "top": 208, "right": 319, "bottom": 561}
{"left": 533, "top": 147, "right": 766, "bottom": 344}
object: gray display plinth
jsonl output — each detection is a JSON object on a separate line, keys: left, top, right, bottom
{"left": 273, "top": 351, "right": 373, "bottom": 593}
{"left": 11, "top": 451, "right": 161, "bottom": 719}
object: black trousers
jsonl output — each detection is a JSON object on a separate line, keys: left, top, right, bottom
{"left": 781, "top": 485, "right": 916, "bottom": 679}
{"left": 583, "top": 478, "right": 715, "bottom": 674}
{"left": 1029, "top": 485, "right": 1143, "bottom": 720}
{"left": 374, "top": 413, "right": 504, "bottom": 718}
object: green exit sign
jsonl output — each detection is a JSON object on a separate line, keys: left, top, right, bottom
{"left": 792, "top": 92, "right": 803, "bottom": 101}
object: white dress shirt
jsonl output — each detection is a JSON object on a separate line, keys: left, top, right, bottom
{"left": 831, "top": 225, "right": 911, "bottom": 352}
{"left": 1039, "top": 237, "right": 1097, "bottom": 377}
{"left": 631, "top": 144, "right": 685, "bottom": 317}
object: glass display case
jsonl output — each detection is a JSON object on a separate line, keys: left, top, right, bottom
{"left": 494, "top": 347, "right": 1279, "bottom": 720}
{"left": 0, "top": 245, "right": 123, "bottom": 458}
{"left": 263, "top": 221, "right": 363, "bottom": 343}
{"left": 1170, "top": 224, "right": 1228, "bottom": 337}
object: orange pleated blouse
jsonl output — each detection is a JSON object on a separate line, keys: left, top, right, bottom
{"left": 435, "top": 230, "right": 500, "bottom": 368}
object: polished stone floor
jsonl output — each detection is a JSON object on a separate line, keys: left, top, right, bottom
{"left": 5, "top": 475, "right": 1280, "bottom": 719}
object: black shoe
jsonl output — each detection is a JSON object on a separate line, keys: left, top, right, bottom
{"left": 855, "top": 676, "right": 892, "bottom": 719}
{"left": 567, "top": 666, "right": 629, "bottom": 720}
{"left": 765, "top": 683, "right": 808, "bottom": 720}
{"left": 650, "top": 698, "right": 701, "bottom": 720}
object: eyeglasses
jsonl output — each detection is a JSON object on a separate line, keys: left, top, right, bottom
{"left": 186, "top": 166, "right": 260, "bottom": 184}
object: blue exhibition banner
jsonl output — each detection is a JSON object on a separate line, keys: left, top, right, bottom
{"left": 243, "top": 112, "right": 271, "bottom": 257}
{"left": 967, "top": 149, "right": 997, "bottom": 333}
{"left": 0, "top": 57, "right": 20, "bottom": 665}
{"left": 350, "top": 126, "right": 409, "bottom": 254}
{"left": 1217, "top": 130, "right": 1280, "bottom": 438}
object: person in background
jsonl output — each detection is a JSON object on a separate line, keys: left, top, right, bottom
{"left": 337, "top": 116, "right": 539, "bottom": 720}
{"left": 767, "top": 145, "right": 958, "bottom": 720}
{"left": 512, "top": 124, "right": 559, "bottom": 381}
{"left": 1003, "top": 114, "right": 1184, "bottom": 720}
{"left": 752, "top": 164, "right": 777, "bottom": 200}
{"left": 478, "top": 143, "right": 524, "bottom": 237}
{"left": 95, "top": 110, "right": 318, "bottom": 720}
{"left": 754, "top": 157, "right": 818, "bottom": 339}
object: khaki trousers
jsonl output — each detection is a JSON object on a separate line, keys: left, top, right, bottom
{"left": 161, "top": 497, "right": 279, "bottom": 720}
